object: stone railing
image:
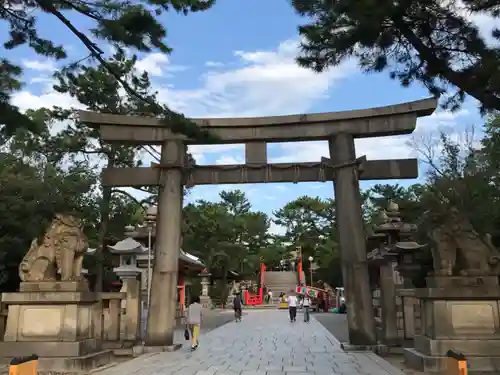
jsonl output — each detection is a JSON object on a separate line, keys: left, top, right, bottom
{"left": 373, "top": 287, "right": 422, "bottom": 344}
{"left": 396, "top": 288, "right": 421, "bottom": 340}
{"left": 99, "top": 292, "right": 126, "bottom": 342}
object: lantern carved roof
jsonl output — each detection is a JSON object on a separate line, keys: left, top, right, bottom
{"left": 107, "top": 237, "right": 145, "bottom": 254}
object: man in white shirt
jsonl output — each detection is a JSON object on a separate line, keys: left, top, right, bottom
{"left": 286, "top": 291, "right": 298, "bottom": 322}
{"left": 302, "top": 294, "right": 311, "bottom": 322}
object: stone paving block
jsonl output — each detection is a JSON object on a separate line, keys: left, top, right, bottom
{"left": 259, "top": 365, "right": 283, "bottom": 372}
{"left": 95, "top": 311, "right": 408, "bottom": 375}
{"left": 207, "top": 366, "right": 230, "bottom": 372}
{"left": 332, "top": 365, "right": 361, "bottom": 374}
{"left": 194, "top": 371, "right": 218, "bottom": 375}
{"left": 306, "top": 363, "right": 335, "bottom": 372}
{"left": 228, "top": 366, "right": 249, "bottom": 372}
{"left": 283, "top": 366, "right": 307, "bottom": 372}
{"left": 171, "top": 369, "right": 201, "bottom": 375}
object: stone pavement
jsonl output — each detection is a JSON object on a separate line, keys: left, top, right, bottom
{"left": 98, "top": 310, "right": 406, "bottom": 375}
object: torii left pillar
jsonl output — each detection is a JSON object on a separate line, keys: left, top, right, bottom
{"left": 145, "top": 140, "right": 185, "bottom": 346}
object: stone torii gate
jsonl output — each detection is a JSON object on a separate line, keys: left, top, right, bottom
{"left": 79, "top": 97, "right": 437, "bottom": 347}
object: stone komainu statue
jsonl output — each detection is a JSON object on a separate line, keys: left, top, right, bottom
{"left": 19, "top": 214, "right": 88, "bottom": 282}
{"left": 430, "top": 207, "right": 500, "bottom": 277}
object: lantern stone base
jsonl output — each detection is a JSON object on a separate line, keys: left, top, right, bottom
{"left": 404, "top": 284, "right": 500, "bottom": 374}
{"left": 0, "top": 281, "right": 112, "bottom": 374}
{"left": 200, "top": 295, "right": 212, "bottom": 308}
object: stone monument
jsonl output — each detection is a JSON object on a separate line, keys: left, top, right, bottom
{"left": 405, "top": 207, "right": 500, "bottom": 373}
{"left": 0, "top": 214, "right": 110, "bottom": 373}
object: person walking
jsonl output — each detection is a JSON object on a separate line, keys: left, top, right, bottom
{"left": 267, "top": 288, "right": 273, "bottom": 304}
{"left": 186, "top": 295, "right": 202, "bottom": 351}
{"left": 233, "top": 293, "right": 243, "bottom": 322}
{"left": 302, "top": 294, "right": 311, "bottom": 322}
{"left": 287, "top": 291, "right": 298, "bottom": 322}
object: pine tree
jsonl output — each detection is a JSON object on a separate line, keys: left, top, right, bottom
{"left": 292, "top": 0, "right": 500, "bottom": 112}
{"left": 2, "top": 0, "right": 215, "bottom": 140}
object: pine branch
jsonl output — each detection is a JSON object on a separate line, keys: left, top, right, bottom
{"left": 34, "top": 0, "right": 217, "bottom": 142}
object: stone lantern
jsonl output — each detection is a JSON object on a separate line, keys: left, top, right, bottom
{"left": 366, "top": 207, "right": 401, "bottom": 346}
{"left": 375, "top": 202, "right": 426, "bottom": 287}
{"left": 108, "top": 226, "right": 144, "bottom": 342}
{"left": 198, "top": 268, "right": 212, "bottom": 308}
{"left": 367, "top": 201, "right": 426, "bottom": 347}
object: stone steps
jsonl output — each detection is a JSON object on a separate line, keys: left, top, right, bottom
{"left": 264, "top": 271, "right": 298, "bottom": 297}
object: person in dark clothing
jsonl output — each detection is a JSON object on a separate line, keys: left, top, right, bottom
{"left": 233, "top": 293, "right": 243, "bottom": 322}
{"left": 338, "top": 300, "right": 347, "bottom": 314}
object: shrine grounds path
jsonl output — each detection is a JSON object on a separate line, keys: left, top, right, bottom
{"left": 100, "top": 310, "right": 407, "bottom": 375}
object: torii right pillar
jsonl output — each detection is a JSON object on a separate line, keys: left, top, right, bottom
{"left": 330, "top": 133, "right": 377, "bottom": 345}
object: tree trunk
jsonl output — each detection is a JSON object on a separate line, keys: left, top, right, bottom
{"left": 95, "top": 159, "right": 113, "bottom": 292}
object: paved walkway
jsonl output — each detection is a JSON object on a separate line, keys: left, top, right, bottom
{"left": 100, "top": 310, "right": 405, "bottom": 375}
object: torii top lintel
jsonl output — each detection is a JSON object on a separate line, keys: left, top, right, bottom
{"left": 78, "top": 97, "right": 437, "bottom": 145}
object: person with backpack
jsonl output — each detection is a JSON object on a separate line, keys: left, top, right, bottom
{"left": 233, "top": 293, "right": 243, "bottom": 322}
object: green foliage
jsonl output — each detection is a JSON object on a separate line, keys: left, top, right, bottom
{"left": 363, "top": 183, "right": 425, "bottom": 229}
{"left": 292, "top": 0, "right": 500, "bottom": 112}
{"left": 273, "top": 196, "right": 342, "bottom": 286}
{"left": 182, "top": 190, "right": 270, "bottom": 277}
{"left": 1, "top": 0, "right": 215, "bottom": 140}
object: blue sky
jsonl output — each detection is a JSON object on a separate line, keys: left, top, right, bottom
{"left": 8, "top": 0, "right": 498, "bottom": 233}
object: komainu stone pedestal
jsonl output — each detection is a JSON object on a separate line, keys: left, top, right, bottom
{"left": 0, "top": 282, "right": 112, "bottom": 374}
{"left": 404, "top": 277, "right": 500, "bottom": 374}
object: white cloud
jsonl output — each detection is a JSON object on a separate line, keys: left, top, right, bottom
{"left": 11, "top": 90, "right": 83, "bottom": 112}
{"left": 205, "top": 61, "right": 224, "bottom": 67}
{"left": 188, "top": 144, "right": 244, "bottom": 165}
{"left": 269, "top": 221, "right": 286, "bottom": 235}
{"left": 135, "top": 53, "right": 187, "bottom": 77}
{"left": 215, "top": 155, "right": 244, "bottom": 165}
{"left": 22, "top": 59, "right": 56, "bottom": 72}
{"left": 157, "top": 39, "right": 356, "bottom": 118}
{"left": 456, "top": 1, "right": 500, "bottom": 44}
{"left": 29, "top": 77, "right": 54, "bottom": 85}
